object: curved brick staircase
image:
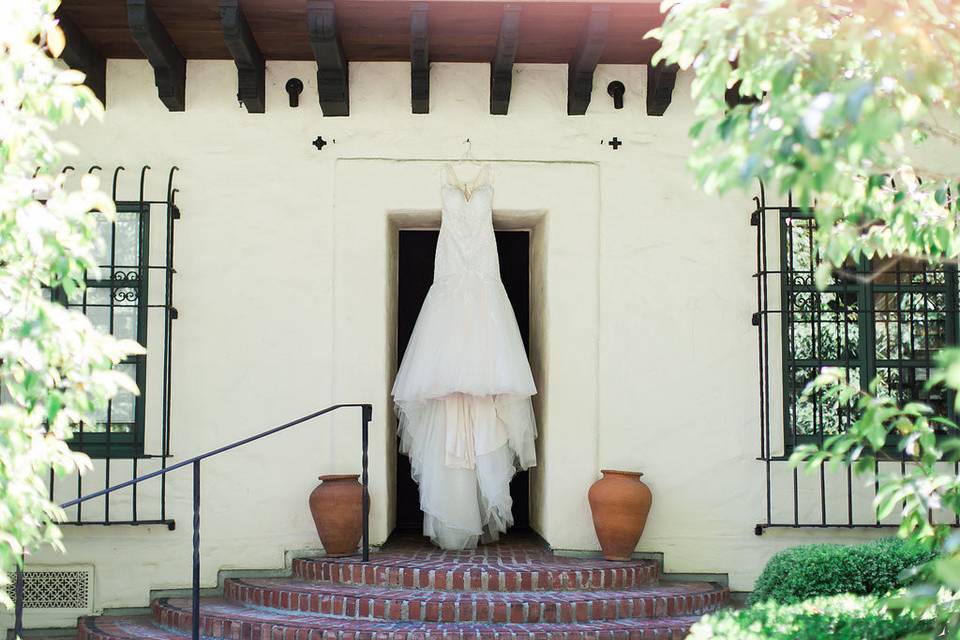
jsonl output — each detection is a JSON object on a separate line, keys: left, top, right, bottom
{"left": 77, "top": 540, "right": 729, "bottom": 640}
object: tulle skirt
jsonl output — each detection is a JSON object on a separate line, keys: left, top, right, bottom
{"left": 393, "top": 273, "right": 537, "bottom": 549}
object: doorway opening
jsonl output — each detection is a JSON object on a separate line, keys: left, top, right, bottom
{"left": 395, "top": 229, "right": 531, "bottom": 534}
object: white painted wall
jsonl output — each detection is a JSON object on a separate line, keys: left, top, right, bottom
{"left": 10, "top": 58, "right": 900, "bottom": 627}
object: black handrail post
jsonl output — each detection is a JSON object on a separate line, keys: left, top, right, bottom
{"left": 14, "top": 557, "right": 24, "bottom": 639}
{"left": 51, "top": 404, "right": 373, "bottom": 595}
{"left": 361, "top": 404, "right": 371, "bottom": 562}
{"left": 191, "top": 460, "right": 200, "bottom": 640}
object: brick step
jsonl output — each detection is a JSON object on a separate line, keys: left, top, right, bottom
{"left": 223, "top": 577, "right": 727, "bottom": 622}
{"left": 80, "top": 616, "right": 177, "bottom": 640}
{"left": 134, "top": 599, "right": 704, "bottom": 640}
{"left": 292, "top": 553, "right": 659, "bottom": 592}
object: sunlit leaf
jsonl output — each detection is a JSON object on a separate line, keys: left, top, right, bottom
{"left": 46, "top": 24, "right": 65, "bottom": 58}
{"left": 0, "top": 0, "right": 138, "bottom": 583}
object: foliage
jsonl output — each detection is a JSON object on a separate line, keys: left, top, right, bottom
{"left": 748, "top": 538, "right": 935, "bottom": 605}
{"left": 687, "top": 594, "right": 931, "bottom": 640}
{"left": 649, "top": 0, "right": 960, "bottom": 636}
{"left": 650, "top": 0, "right": 960, "bottom": 288}
{"left": 0, "top": 0, "right": 142, "bottom": 607}
{"left": 789, "top": 368, "right": 960, "bottom": 634}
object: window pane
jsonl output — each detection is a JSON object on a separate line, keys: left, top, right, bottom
{"left": 84, "top": 363, "right": 137, "bottom": 435}
{"left": 113, "top": 304, "right": 139, "bottom": 341}
{"left": 92, "top": 207, "right": 141, "bottom": 270}
{"left": 875, "top": 366, "right": 947, "bottom": 415}
{"left": 874, "top": 292, "right": 948, "bottom": 360}
{"left": 872, "top": 255, "right": 946, "bottom": 286}
{"left": 92, "top": 215, "right": 112, "bottom": 268}
{"left": 788, "top": 366, "right": 860, "bottom": 437}
{"left": 112, "top": 208, "right": 141, "bottom": 269}
{"left": 84, "top": 287, "right": 112, "bottom": 334}
{"left": 74, "top": 281, "right": 140, "bottom": 341}
{"left": 785, "top": 216, "right": 859, "bottom": 286}
{"left": 787, "top": 290, "right": 859, "bottom": 361}
{"left": 786, "top": 218, "right": 816, "bottom": 282}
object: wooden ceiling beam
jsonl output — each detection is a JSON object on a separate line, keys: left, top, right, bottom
{"left": 219, "top": 0, "right": 265, "bottom": 113}
{"left": 57, "top": 11, "right": 107, "bottom": 106}
{"left": 489, "top": 4, "right": 521, "bottom": 115}
{"left": 307, "top": 0, "right": 349, "bottom": 116}
{"left": 646, "top": 61, "right": 678, "bottom": 116}
{"left": 127, "top": 0, "right": 185, "bottom": 111}
{"left": 567, "top": 4, "right": 610, "bottom": 116}
{"left": 410, "top": 3, "right": 430, "bottom": 114}
{"left": 59, "top": 0, "right": 666, "bottom": 64}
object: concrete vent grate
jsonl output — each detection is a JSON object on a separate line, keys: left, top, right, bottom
{"left": 5, "top": 567, "right": 92, "bottom": 610}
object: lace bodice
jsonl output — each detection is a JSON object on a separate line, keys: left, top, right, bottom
{"left": 434, "top": 184, "right": 500, "bottom": 282}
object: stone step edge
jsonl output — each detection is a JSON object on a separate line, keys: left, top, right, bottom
{"left": 222, "top": 578, "right": 728, "bottom": 622}
{"left": 150, "top": 597, "right": 710, "bottom": 634}
{"left": 80, "top": 614, "right": 699, "bottom": 640}
{"left": 291, "top": 558, "right": 660, "bottom": 592}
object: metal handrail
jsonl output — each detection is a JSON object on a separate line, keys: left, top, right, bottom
{"left": 14, "top": 403, "right": 373, "bottom": 640}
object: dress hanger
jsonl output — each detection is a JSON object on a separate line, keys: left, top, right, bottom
{"left": 445, "top": 139, "right": 489, "bottom": 200}
{"left": 461, "top": 139, "right": 482, "bottom": 167}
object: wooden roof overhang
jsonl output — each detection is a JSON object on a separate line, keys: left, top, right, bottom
{"left": 58, "top": 0, "right": 678, "bottom": 116}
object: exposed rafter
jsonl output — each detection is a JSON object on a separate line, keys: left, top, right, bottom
{"left": 646, "top": 61, "right": 678, "bottom": 116}
{"left": 567, "top": 4, "right": 610, "bottom": 116}
{"left": 53, "top": 1, "right": 667, "bottom": 65}
{"left": 219, "top": 0, "right": 265, "bottom": 113}
{"left": 57, "top": 11, "right": 107, "bottom": 106}
{"left": 489, "top": 4, "right": 521, "bottom": 116}
{"left": 307, "top": 0, "right": 349, "bottom": 117}
{"left": 410, "top": 3, "right": 430, "bottom": 114}
{"left": 127, "top": 0, "right": 186, "bottom": 111}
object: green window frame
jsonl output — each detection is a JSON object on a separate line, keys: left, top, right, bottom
{"left": 59, "top": 201, "right": 150, "bottom": 458}
{"left": 780, "top": 210, "right": 959, "bottom": 448}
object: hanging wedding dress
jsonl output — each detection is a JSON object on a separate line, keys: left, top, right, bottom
{"left": 392, "top": 165, "right": 537, "bottom": 550}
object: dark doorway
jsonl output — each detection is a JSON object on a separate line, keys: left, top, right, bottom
{"left": 395, "top": 229, "right": 531, "bottom": 534}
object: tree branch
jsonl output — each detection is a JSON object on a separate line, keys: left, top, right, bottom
{"left": 918, "top": 120, "right": 960, "bottom": 149}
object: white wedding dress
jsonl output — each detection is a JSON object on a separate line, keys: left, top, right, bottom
{"left": 392, "top": 166, "right": 538, "bottom": 550}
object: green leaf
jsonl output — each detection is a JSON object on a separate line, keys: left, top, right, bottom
{"left": 933, "top": 557, "right": 960, "bottom": 589}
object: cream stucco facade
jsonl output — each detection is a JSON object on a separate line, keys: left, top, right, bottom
{"left": 8, "top": 58, "right": 898, "bottom": 630}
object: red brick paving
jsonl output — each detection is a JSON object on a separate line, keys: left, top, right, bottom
{"left": 75, "top": 538, "right": 728, "bottom": 640}
{"left": 82, "top": 607, "right": 702, "bottom": 640}
{"left": 292, "top": 554, "right": 659, "bottom": 592}
{"left": 223, "top": 578, "right": 725, "bottom": 622}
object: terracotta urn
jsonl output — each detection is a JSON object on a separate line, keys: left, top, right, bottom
{"left": 308, "top": 474, "right": 367, "bottom": 557}
{"left": 587, "top": 470, "right": 653, "bottom": 561}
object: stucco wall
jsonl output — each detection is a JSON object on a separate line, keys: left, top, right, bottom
{"left": 11, "top": 58, "right": 896, "bottom": 627}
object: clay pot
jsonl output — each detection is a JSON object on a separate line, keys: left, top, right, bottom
{"left": 587, "top": 470, "right": 652, "bottom": 561}
{"left": 308, "top": 474, "right": 367, "bottom": 557}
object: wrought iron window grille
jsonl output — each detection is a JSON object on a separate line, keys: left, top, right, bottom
{"left": 752, "top": 180, "right": 960, "bottom": 534}
{"left": 12, "top": 165, "right": 181, "bottom": 527}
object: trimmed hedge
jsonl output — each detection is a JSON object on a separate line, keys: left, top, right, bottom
{"left": 748, "top": 538, "right": 935, "bottom": 605}
{"left": 687, "top": 594, "right": 931, "bottom": 640}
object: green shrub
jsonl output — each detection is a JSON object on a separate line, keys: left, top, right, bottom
{"left": 748, "top": 538, "right": 935, "bottom": 605}
{"left": 688, "top": 594, "right": 931, "bottom": 640}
